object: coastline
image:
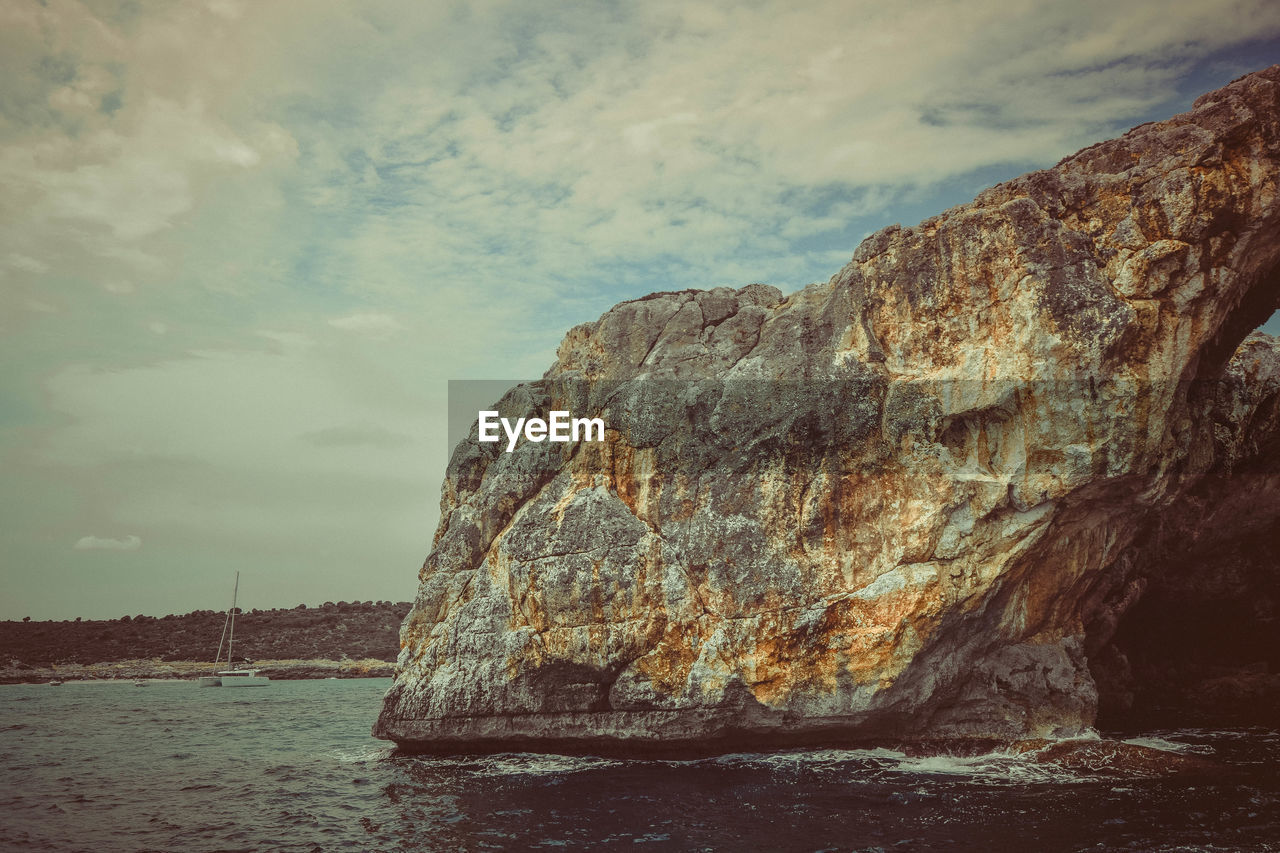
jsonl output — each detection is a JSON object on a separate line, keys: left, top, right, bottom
{"left": 0, "top": 657, "right": 394, "bottom": 684}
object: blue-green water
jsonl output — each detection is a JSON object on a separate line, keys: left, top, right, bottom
{"left": 1, "top": 679, "right": 1277, "bottom": 851}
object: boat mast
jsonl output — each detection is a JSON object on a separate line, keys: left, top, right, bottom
{"left": 214, "top": 572, "right": 237, "bottom": 666}
{"left": 226, "top": 571, "right": 239, "bottom": 669}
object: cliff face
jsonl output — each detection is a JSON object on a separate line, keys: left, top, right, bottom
{"left": 376, "top": 67, "right": 1280, "bottom": 752}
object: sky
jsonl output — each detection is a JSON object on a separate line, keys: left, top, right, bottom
{"left": 3, "top": 0, "right": 1280, "bottom": 621}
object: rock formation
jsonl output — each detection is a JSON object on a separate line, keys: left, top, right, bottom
{"left": 376, "top": 67, "right": 1280, "bottom": 752}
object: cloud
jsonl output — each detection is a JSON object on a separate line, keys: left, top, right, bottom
{"left": 19, "top": 97, "right": 274, "bottom": 241}
{"left": 74, "top": 534, "right": 142, "bottom": 551}
{"left": 0, "top": 0, "right": 298, "bottom": 320}
{"left": 327, "top": 312, "right": 404, "bottom": 337}
{"left": 256, "top": 330, "right": 315, "bottom": 350}
{"left": 288, "top": 0, "right": 1280, "bottom": 319}
{"left": 7, "top": 253, "right": 48, "bottom": 274}
{"left": 7, "top": 0, "right": 1277, "bottom": 325}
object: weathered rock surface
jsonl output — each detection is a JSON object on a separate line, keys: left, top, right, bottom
{"left": 376, "top": 68, "right": 1280, "bottom": 752}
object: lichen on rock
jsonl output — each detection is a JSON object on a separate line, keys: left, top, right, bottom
{"left": 375, "top": 67, "right": 1280, "bottom": 753}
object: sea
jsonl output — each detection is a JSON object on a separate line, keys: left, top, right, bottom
{"left": 0, "top": 678, "right": 1276, "bottom": 852}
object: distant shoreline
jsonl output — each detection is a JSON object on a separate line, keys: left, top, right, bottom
{"left": 1, "top": 602, "right": 411, "bottom": 675}
{"left": 0, "top": 657, "right": 394, "bottom": 684}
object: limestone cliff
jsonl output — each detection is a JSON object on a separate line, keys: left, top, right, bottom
{"left": 376, "top": 67, "right": 1280, "bottom": 752}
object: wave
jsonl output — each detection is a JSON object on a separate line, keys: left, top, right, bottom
{"left": 399, "top": 731, "right": 1230, "bottom": 786}
{"left": 456, "top": 752, "right": 629, "bottom": 777}
{"left": 701, "top": 745, "right": 1097, "bottom": 786}
{"left": 1120, "top": 735, "right": 1215, "bottom": 755}
{"left": 327, "top": 746, "right": 396, "bottom": 764}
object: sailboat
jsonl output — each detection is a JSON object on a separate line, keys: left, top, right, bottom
{"left": 196, "top": 572, "right": 270, "bottom": 688}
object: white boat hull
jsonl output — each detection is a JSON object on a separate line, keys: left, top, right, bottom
{"left": 217, "top": 670, "right": 270, "bottom": 687}
{"left": 196, "top": 676, "right": 221, "bottom": 687}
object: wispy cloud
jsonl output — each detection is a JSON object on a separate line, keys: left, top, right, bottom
{"left": 327, "top": 312, "right": 403, "bottom": 337}
{"left": 7, "top": 253, "right": 48, "bottom": 274}
{"left": 74, "top": 535, "right": 141, "bottom": 552}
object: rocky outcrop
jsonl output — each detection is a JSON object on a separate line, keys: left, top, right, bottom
{"left": 375, "top": 67, "right": 1280, "bottom": 752}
